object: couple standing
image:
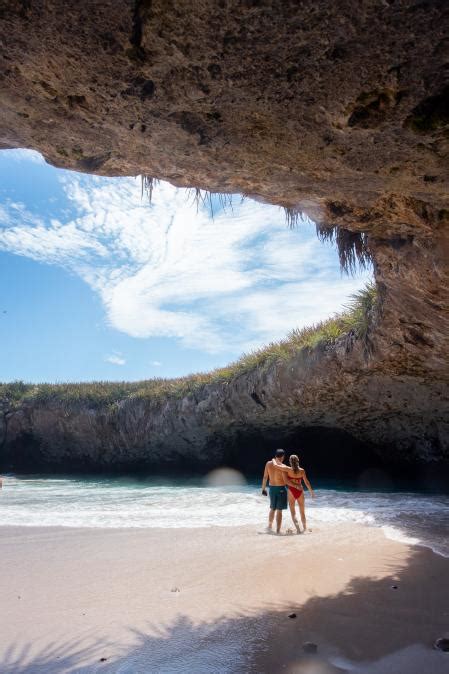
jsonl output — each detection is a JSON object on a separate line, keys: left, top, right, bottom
{"left": 261, "top": 448, "right": 315, "bottom": 534}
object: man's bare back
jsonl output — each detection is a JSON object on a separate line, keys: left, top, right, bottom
{"left": 265, "top": 461, "right": 287, "bottom": 487}
{"left": 261, "top": 450, "right": 289, "bottom": 534}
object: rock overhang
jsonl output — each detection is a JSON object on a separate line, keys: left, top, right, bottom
{"left": 1, "top": 0, "right": 448, "bottom": 230}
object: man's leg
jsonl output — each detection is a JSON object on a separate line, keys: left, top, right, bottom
{"left": 268, "top": 508, "right": 275, "bottom": 531}
{"left": 288, "top": 491, "right": 301, "bottom": 533}
{"left": 298, "top": 492, "right": 308, "bottom": 531}
{"left": 275, "top": 509, "right": 282, "bottom": 534}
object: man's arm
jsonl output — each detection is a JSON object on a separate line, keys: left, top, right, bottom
{"left": 271, "top": 459, "right": 290, "bottom": 473}
{"left": 261, "top": 462, "right": 269, "bottom": 495}
{"left": 303, "top": 471, "right": 315, "bottom": 498}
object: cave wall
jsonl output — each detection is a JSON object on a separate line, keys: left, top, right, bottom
{"left": 0, "top": 0, "right": 448, "bottom": 469}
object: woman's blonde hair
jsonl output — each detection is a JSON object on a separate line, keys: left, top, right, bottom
{"left": 289, "top": 454, "right": 300, "bottom": 473}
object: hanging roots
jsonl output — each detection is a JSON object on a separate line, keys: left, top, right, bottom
{"left": 187, "top": 188, "right": 234, "bottom": 217}
{"left": 141, "top": 177, "right": 235, "bottom": 216}
{"left": 283, "top": 208, "right": 370, "bottom": 272}
{"left": 141, "top": 175, "right": 159, "bottom": 203}
{"left": 139, "top": 181, "right": 369, "bottom": 274}
{"left": 316, "top": 224, "right": 371, "bottom": 274}
{"left": 283, "top": 207, "right": 303, "bottom": 229}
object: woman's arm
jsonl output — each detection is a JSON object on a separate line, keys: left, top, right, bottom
{"left": 303, "top": 471, "right": 315, "bottom": 498}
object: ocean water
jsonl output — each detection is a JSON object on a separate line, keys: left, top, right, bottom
{"left": 0, "top": 474, "right": 448, "bottom": 557}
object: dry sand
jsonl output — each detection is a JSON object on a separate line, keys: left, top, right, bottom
{"left": 0, "top": 523, "right": 448, "bottom": 673}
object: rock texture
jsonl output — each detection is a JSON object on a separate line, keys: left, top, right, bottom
{"left": 1, "top": 322, "right": 447, "bottom": 472}
{"left": 1, "top": 2, "right": 449, "bottom": 214}
{"left": 1, "top": 1, "right": 449, "bottom": 218}
{"left": 0, "top": 1, "right": 448, "bottom": 470}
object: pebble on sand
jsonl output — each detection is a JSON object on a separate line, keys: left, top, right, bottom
{"left": 288, "top": 613, "right": 297, "bottom": 619}
{"left": 302, "top": 642, "right": 318, "bottom": 654}
{"left": 434, "top": 637, "right": 449, "bottom": 652}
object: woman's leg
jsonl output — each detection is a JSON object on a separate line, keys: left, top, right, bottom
{"left": 288, "top": 490, "right": 301, "bottom": 533}
{"left": 298, "top": 491, "right": 308, "bottom": 531}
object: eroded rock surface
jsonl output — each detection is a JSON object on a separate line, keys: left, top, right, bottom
{"left": 1, "top": 1, "right": 449, "bottom": 220}
{"left": 0, "top": 1, "right": 448, "bottom": 469}
{"left": 1, "top": 321, "right": 447, "bottom": 472}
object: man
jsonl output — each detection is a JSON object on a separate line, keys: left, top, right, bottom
{"left": 261, "top": 448, "right": 288, "bottom": 534}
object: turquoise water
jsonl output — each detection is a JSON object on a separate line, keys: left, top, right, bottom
{"left": 1, "top": 474, "right": 448, "bottom": 557}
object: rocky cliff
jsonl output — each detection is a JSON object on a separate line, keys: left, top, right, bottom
{"left": 1, "top": 289, "right": 447, "bottom": 473}
{"left": 0, "top": 1, "right": 448, "bottom": 471}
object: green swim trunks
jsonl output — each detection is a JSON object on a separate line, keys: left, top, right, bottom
{"left": 269, "top": 485, "right": 288, "bottom": 510}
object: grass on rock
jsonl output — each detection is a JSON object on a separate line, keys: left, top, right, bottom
{"left": 0, "top": 283, "right": 377, "bottom": 409}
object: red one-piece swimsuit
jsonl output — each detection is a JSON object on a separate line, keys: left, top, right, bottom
{"left": 289, "top": 475, "right": 303, "bottom": 500}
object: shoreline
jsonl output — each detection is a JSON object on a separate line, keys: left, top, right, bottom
{"left": 1, "top": 523, "right": 448, "bottom": 673}
{"left": 2, "top": 475, "right": 449, "bottom": 560}
{"left": 0, "top": 515, "right": 447, "bottom": 560}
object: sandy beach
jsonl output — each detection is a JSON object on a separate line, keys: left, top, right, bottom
{"left": 0, "top": 523, "right": 448, "bottom": 673}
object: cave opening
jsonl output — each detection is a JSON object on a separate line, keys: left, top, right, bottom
{"left": 222, "top": 426, "right": 384, "bottom": 480}
{"left": 0, "top": 151, "right": 372, "bottom": 382}
{"left": 0, "top": 150, "right": 446, "bottom": 480}
{"left": 219, "top": 426, "right": 449, "bottom": 491}
{"left": 5, "top": 423, "right": 447, "bottom": 493}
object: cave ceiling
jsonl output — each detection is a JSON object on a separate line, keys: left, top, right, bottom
{"left": 1, "top": 0, "right": 448, "bottom": 236}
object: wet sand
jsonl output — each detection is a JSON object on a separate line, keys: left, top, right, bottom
{"left": 0, "top": 523, "right": 448, "bottom": 673}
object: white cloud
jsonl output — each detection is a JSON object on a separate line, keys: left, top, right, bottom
{"left": 0, "top": 220, "right": 107, "bottom": 263}
{"left": 1, "top": 149, "right": 46, "bottom": 165}
{"left": 0, "top": 165, "right": 372, "bottom": 354}
{"left": 105, "top": 353, "right": 126, "bottom": 366}
{"left": 150, "top": 361, "right": 162, "bottom": 367}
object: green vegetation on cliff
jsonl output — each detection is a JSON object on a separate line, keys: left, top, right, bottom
{"left": 0, "top": 283, "right": 377, "bottom": 408}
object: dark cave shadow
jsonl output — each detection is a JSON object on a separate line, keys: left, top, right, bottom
{"left": 1, "top": 546, "right": 447, "bottom": 673}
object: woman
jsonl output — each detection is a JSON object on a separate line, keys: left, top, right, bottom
{"left": 272, "top": 454, "right": 314, "bottom": 533}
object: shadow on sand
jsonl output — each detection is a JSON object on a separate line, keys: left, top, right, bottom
{"left": 1, "top": 546, "right": 447, "bottom": 673}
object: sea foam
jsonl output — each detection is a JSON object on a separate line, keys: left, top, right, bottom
{"left": 1, "top": 476, "right": 448, "bottom": 557}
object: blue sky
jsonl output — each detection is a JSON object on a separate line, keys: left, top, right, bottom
{"left": 0, "top": 149, "right": 371, "bottom": 382}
